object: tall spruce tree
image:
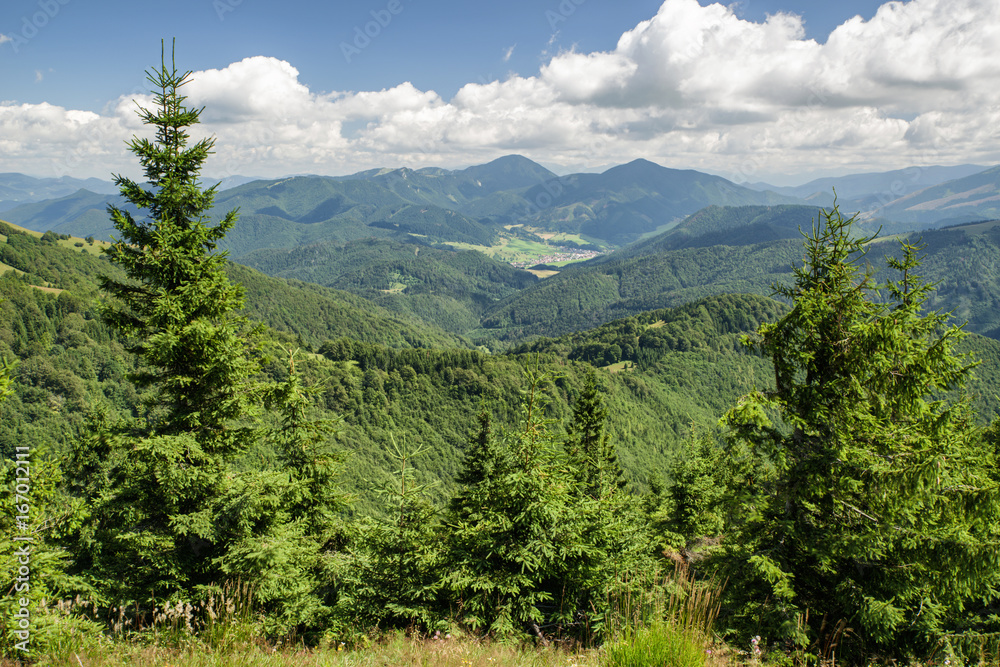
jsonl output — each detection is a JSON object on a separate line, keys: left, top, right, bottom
{"left": 719, "top": 204, "right": 1000, "bottom": 660}
{"left": 565, "top": 372, "right": 624, "bottom": 499}
{"left": 562, "top": 373, "right": 649, "bottom": 641}
{"left": 444, "top": 367, "right": 581, "bottom": 638}
{"left": 101, "top": 41, "right": 259, "bottom": 453}
{"left": 74, "top": 42, "right": 265, "bottom": 602}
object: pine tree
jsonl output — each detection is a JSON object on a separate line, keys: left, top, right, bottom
{"left": 645, "top": 431, "right": 728, "bottom": 556}
{"left": 267, "top": 349, "right": 347, "bottom": 535}
{"left": 565, "top": 372, "right": 624, "bottom": 499}
{"left": 101, "top": 40, "right": 260, "bottom": 453}
{"left": 340, "top": 435, "right": 443, "bottom": 631}
{"left": 444, "top": 366, "right": 580, "bottom": 638}
{"left": 561, "top": 372, "right": 650, "bottom": 641}
{"left": 72, "top": 42, "right": 264, "bottom": 602}
{"left": 719, "top": 204, "right": 1000, "bottom": 660}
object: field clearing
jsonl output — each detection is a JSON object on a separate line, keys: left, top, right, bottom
{"left": 0, "top": 261, "right": 24, "bottom": 276}
{"left": 1, "top": 218, "right": 111, "bottom": 256}
{"left": 604, "top": 360, "right": 633, "bottom": 373}
{"left": 527, "top": 229, "right": 593, "bottom": 246}
{"left": 442, "top": 235, "right": 555, "bottom": 264}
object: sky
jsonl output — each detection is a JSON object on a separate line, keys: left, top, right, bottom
{"left": 1, "top": 0, "right": 998, "bottom": 185}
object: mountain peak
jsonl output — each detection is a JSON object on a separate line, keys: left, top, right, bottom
{"left": 459, "top": 155, "right": 557, "bottom": 194}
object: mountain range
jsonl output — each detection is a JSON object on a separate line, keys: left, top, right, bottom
{"left": 5, "top": 156, "right": 998, "bottom": 251}
{"left": 4, "top": 156, "right": 1000, "bottom": 349}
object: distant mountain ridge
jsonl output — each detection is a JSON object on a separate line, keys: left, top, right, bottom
{"left": 746, "top": 164, "right": 988, "bottom": 204}
{"left": 6, "top": 157, "right": 1000, "bottom": 290}
{"left": 1, "top": 156, "right": 798, "bottom": 249}
{"left": 509, "top": 159, "right": 800, "bottom": 245}
{"left": 0, "top": 173, "right": 118, "bottom": 212}
{"left": 860, "top": 165, "right": 1000, "bottom": 225}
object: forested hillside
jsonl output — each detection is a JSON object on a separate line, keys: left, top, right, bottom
{"left": 239, "top": 237, "right": 538, "bottom": 335}
{"left": 478, "top": 206, "right": 1000, "bottom": 343}
{"left": 0, "top": 217, "right": 788, "bottom": 506}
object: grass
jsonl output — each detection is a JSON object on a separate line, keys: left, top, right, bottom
{"left": 6, "top": 582, "right": 602, "bottom": 667}
{"left": 443, "top": 237, "right": 554, "bottom": 264}
{"left": 15, "top": 631, "right": 601, "bottom": 667}
{"left": 603, "top": 361, "right": 633, "bottom": 373}
{"left": 443, "top": 235, "right": 600, "bottom": 269}
{"left": 25, "top": 637, "right": 600, "bottom": 667}
{"left": 6, "top": 567, "right": 730, "bottom": 667}
{"left": 603, "top": 621, "right": 713, "bottom": 667}
{"left": 0, "top": 218, "right": 111, "bottom": 256}
{"left": 602, "top": 565, "right": 722, "bottom": 667}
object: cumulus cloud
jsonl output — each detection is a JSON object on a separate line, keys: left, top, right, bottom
{"left": 0, "top": 34, "right": 11, "bottom": 45}
{"left": 3, "top": 0, "right": 1000, "bottom": 182}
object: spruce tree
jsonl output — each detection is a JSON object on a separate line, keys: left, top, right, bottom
{"left": 444, "top": 367, "right": 579, "bottom": 638}
{"left": 719, "top": 204, "right": 1000, "bottom": 660}
{"left": 340, "top": 436, "right": 443, "bottom": 631}
{"left": 101, "top": 41, "right": 259, "bottom": 453}
{"left": 74, "top": 42, "right": 264, "bottom": 602}
{"left": 565, "top": 372, "right": 624, "bottom": 499}
{"left": 562, "top": 373, "right": 649, "bottom": 641}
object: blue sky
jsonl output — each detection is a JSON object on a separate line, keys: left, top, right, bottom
{"left": 3, "top": 1, "right": 884, "bottom": 110}
{"left": 2, "top": 0, "right": 998, "bottom": 183}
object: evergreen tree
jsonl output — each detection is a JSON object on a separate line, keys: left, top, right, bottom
{"left": 266, "top": 349, "right": 347, "bottom": 536}
{"left": 719, "top": 204, "right": 1000, "bottom": 660}
{"left": 444, "top": 366, "right": 580, "bottom": 638}
{"left": 644, "top": 431, "right": 728, "bottom": 556}
{"left": 70, "top": 43, "right": 266, "bottom": 603}
{"left": 561, "top": 373, "right": 650, "bottom": 642}
{"left": 565, "top": 372, "right": 624, "bottom": 499}
{"left": 338, "top": 436, "right": 443, "bottom": 632}
{"left": 100, "top": 41, "right": 260, "bottom": 452}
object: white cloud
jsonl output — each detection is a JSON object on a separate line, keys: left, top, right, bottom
{"left": 0, "top": 34, "right": 11, "bottom": 46}
{"left": 502, "top": 44, "right": 516, "bottom": 62}
{"left": 2, "top": 0, "right": 1000, "bottom": 182}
